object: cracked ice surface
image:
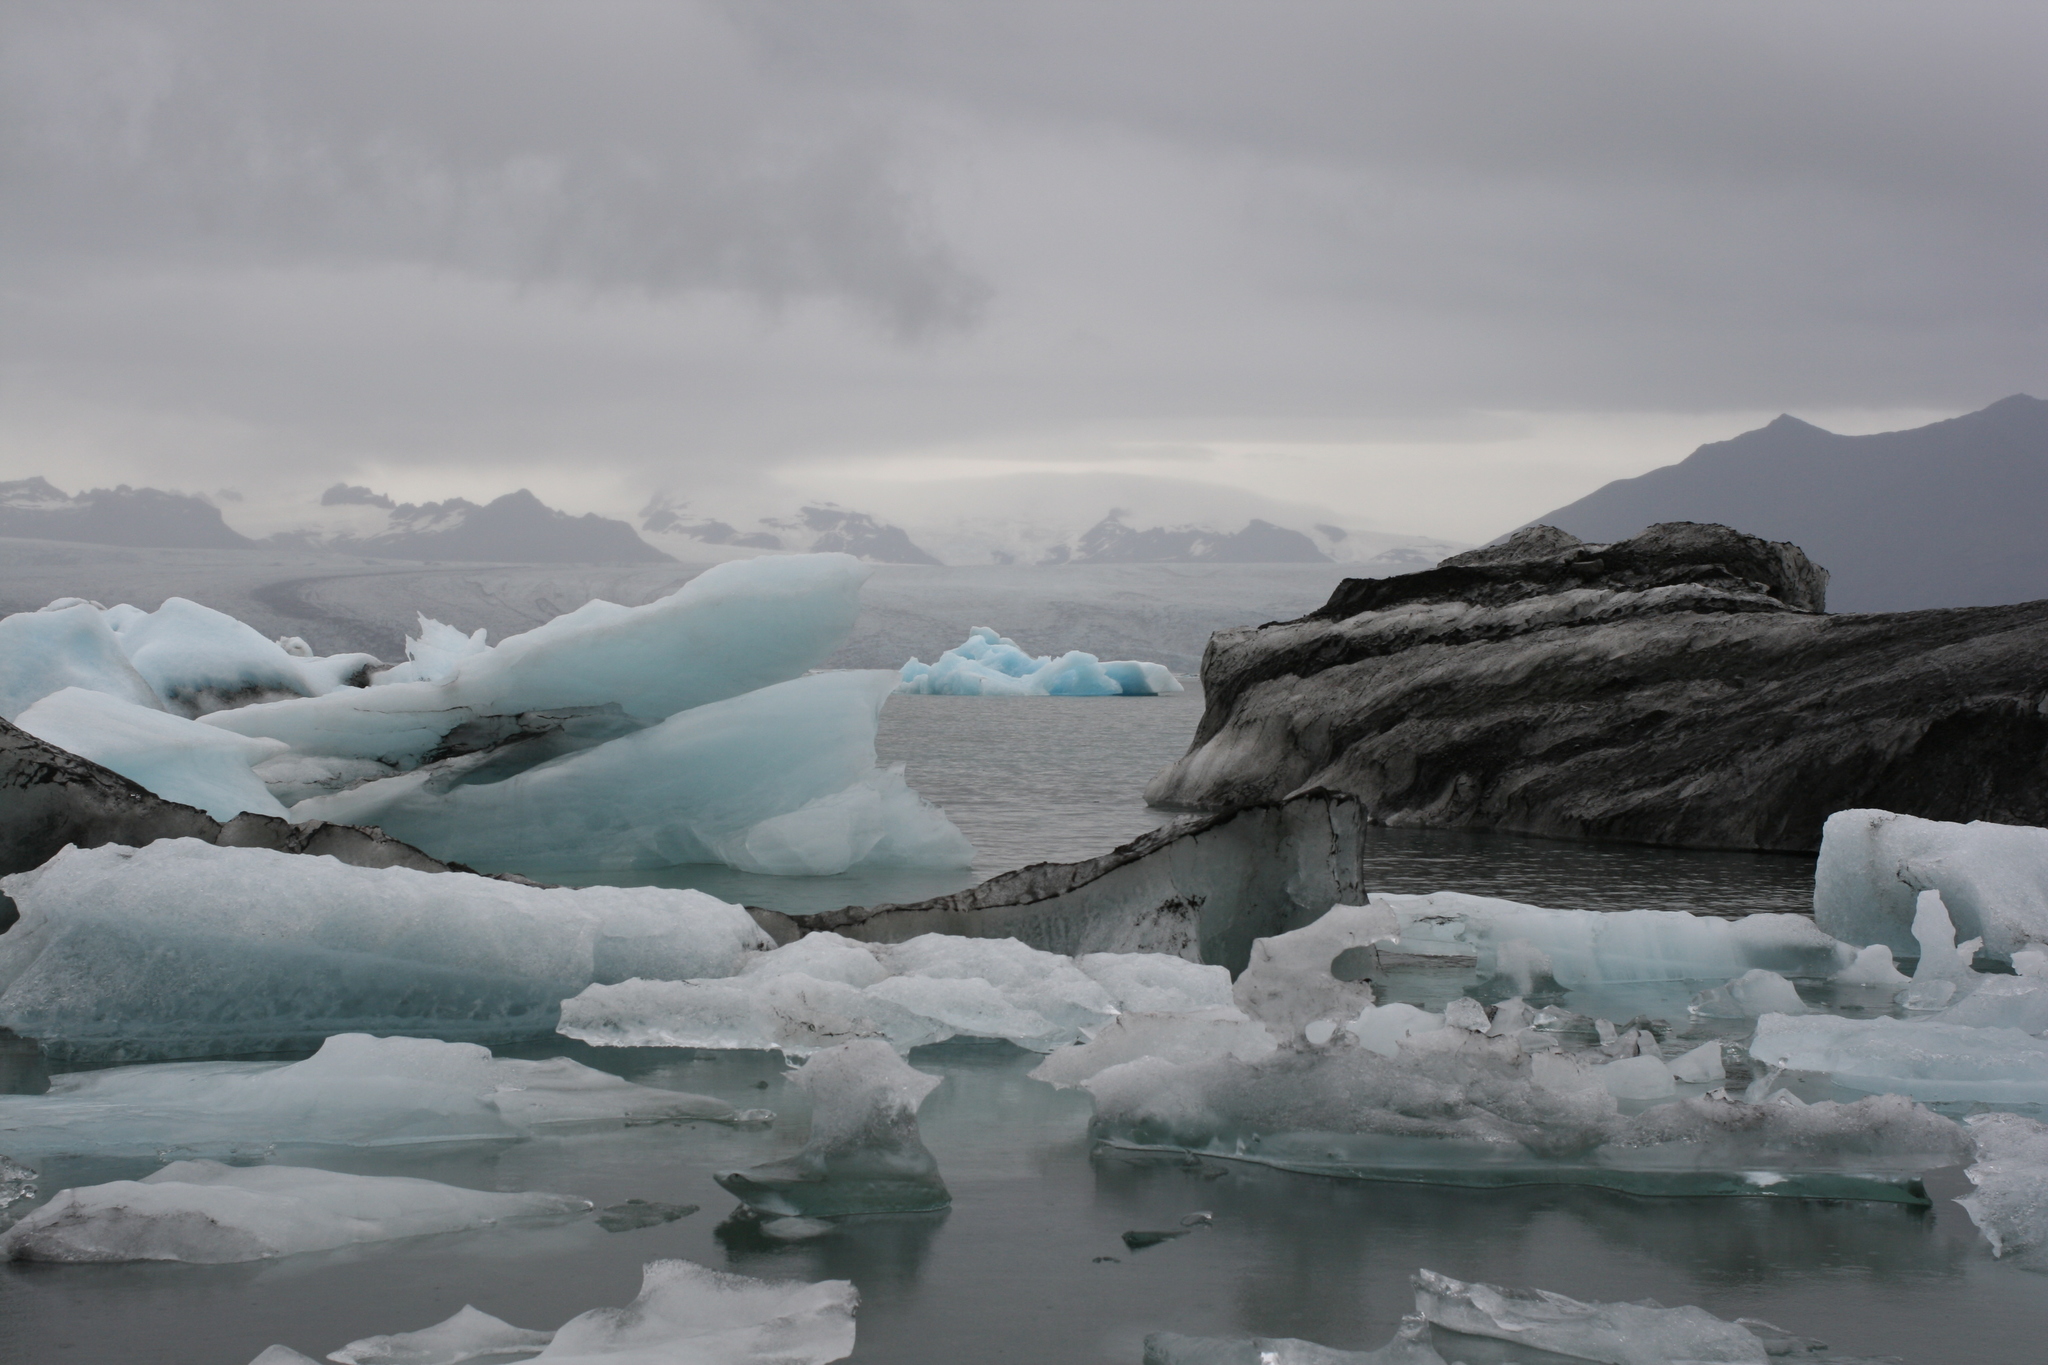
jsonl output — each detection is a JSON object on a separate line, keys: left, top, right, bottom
{"left": 0, "top": 1034, "right": 766, "bottom": 1159}
{"left": 0, "top": 1160, "right": 591, "bottom": 1263}
{"left": 558, "top": 932, "right": 1233, "bottom": 1056}
{"left": 0, "top": 841, "right": 770, "bottom": 1061}
{"left": 895, "top": 626, "right": 1183, "bottom": 696}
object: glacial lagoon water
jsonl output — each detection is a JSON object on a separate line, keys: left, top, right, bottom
{"left": 4, "top": 691, "right": 2044, "bottom": 1363}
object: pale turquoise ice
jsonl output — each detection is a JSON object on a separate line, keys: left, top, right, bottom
{"left": 896, "top": 625, "right": 1181, "bottom": 696}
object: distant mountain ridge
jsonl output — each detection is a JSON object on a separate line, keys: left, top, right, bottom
{"left": 0, "top": 477, "right": 254, "bottom": 549}
{"left": 1523, "top": 395, "right": 2048, "bottom": 612}
{"left": 302, "top": 486, "right": 670, "bottom": 564}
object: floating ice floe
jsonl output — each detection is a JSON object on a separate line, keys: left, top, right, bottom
{"left": 0, "top": 1033, "right": 767, "bottom": 1159}
{"left": 1144, "top": 1321, "right": 1444, "bottom": 1364}
{"left": 559, "top": 932, "right": 1233, "bottom": 1056}
{"left": 716, "top": 1040, "right": 950, "bottom": 1219}
{"left": 301, "top": 1260, "right": 858, "bottom": 1365}
{"left": 0, "top": 1159, "right": 591, "bottom": 1263}
{"left": 15, "top": 686, "right": 292, "bottom": 820}
{"left": 1957, "top": 1112, "right": 2048, "bottom": 1266}
{"left": 0, "top": 841, "right": 770, "bottom": 1062}
{"left": 1816, "top": 808, "right": 2048, "bottom": 962}
{"left": 895, "top": 626, "right": 1182, "bottom": 696}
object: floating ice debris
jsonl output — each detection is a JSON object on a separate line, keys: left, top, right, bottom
{"left": 249, "top": 1350, "right": 325, "bottom": 1365}
{"left": 758, "top": 1216, "right": 838, "bottom": 1242}
{"left": 0, "top": 1033, "right": 765, "bottom": 1159}
{"left": 715, "top": 1040, "right": 949, "bottom": 1218}
{"left": 1231, "top": 903, "right": 1398, "bottom": 1043}
{"left": 1688, "top": 968, "right": 1810, "bottom": 1019}
{"left": 1414, "top": 1268, "right": 1769, "bottom": 1364}
{"left": 0, "top": 601, "right": 164, "bottom": 722}
{"left": 1957, "top": 1112, "right": 2048, "bottom": 1265}
{"left": 327, "top": 1304, "right": 555, "bottom": 1365}
{"left": 15, "top": 686, "right": 291, "bottom": 820}
{"left": 561, "top": 933, "right": 1232, "bottom": 1057}
{"left": 531, "top": 1259, "right": 856, "bottom": 1364}
{"left": 895, "top": 627, "right": 1183, "bottom": 697}
{"left": 0, "top": 841, "right": 769, "bottom": 1062}
{"left": 1815, "top": 808, "right": 2048, "bottom": 962}
{"left": 1143, "top": 1320, "right": 1447, "bottom": 1365}
{"left": 1028, "top": 1011, "right": 1278, "bottom": 1087}
{"left": 1668, "top": 1040, "right": 1728, "bottom": 1084}
{"left": 0, "top": 1160, "right": 590, "bottom": 1263}
{"left": 1121, "top": 1228, "right": 1191, "bottom": 1249}
{"left": 0, "top": 1152, "right": 36, "bottom": 1209}
{"left": 293, "top": 672, "right": 973, "bottom": 876}
{"left": 1748, "top": 1013, "right": 2048, "bottom": 1106}
{"left": 1832, "top": 944, "right": 1909, "bottom": 986}
{"left": 596, "top": 1200, "right": 700, "bottom": 1233}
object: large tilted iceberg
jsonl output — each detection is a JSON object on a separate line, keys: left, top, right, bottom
{"left": 1816, "top": 808, "right": 2048, "bottom": 961}
{"left": 3, "top": 556, "right": 972, "bottom": 877}
{"left": 0, "top": 1033, "right": 767, "bottom": 1158}
{"left": 558, "top": 931, "right": 1233, "bottom": 1056}
{"left": 1, "top": 1160, "right": 591, "bottom": 1263}
{"left": 895, "top": 626, "right": 1183, "bottom": 696}
{"left": 0, "top": 841, "right": 771, "bottom": 1061}
{"left": 255, "top": 1260, "right": 858, "bottom": 1365}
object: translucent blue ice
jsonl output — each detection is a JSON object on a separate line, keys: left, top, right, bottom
{"left": 895, "top": 626, "right": 1182, "bottom": 696}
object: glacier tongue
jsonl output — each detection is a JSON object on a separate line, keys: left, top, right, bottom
{"left": 0, "top": 1160, "right": 592, "bottom": 1263}
{"left": 0, "top": 840, "right": 770, "bottom": 1062}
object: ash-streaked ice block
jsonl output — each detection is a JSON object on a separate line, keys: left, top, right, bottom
{"left": 0, "top": 1160, "right": 590, "bottom": 1263}
{"left": 0, "top": 840, "right": 769, "bottom": 1062}
{"left": 895, "top": 626, "right": 1183, "bottom": 696}
{"left": 0, "top": 1033, "right": 766, "bottom": 1159}
{"left": 715, "top": 1040, "right": 950, "bottom": 1218}
{"left": 558, "top": 932, "right": 1231, "bottom": 1056}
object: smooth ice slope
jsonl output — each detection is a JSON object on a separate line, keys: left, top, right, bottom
{"left": 105, "top": 596, "right": 379, "bottom": 713}
{"left": 1815, "top": 809, "right": 2048, "bottom": 960}
{"left": 1413, "top": 1269, "right": 1770, "bottom": 1364}
{"left": 0, "top": 601, "right": 163, "bottom": 721}
{"left": 16, "top": 686, "right": 290, "bottom": 820}
{"left": 0, "top": 1160, "right": 590, "bottom": 1263}
{"left": 0, "top": 841, "right": 770, "bottom": 1061}
{"left": 716, "top": 1040, "right": 949, "bottom": 1218}
{"left": 896, "top": 626, "right": 1182, "bottom": 696}
{"left": 204, "top": 555, "right": 873, "bottom": 763}
{"left": 559, "top": 933, "right": 1232, "bottom": 1056}
{"left": 0, "top": 1034, "right": 765, "bottom": 1158}
{"left": 294, "top": 672, "right": 972, "bottom": 875}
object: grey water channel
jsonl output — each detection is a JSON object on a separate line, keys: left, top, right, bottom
{"left": 6, "top": 690, "right": 2042, "bottom": 1363}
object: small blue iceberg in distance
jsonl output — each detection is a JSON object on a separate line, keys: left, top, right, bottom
{"left": 895, "top": 627, "right": 1184, "bottom": 696}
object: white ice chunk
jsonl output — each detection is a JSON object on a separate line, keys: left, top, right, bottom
{"left": 0, "top": 1033, "right": 762, "bottom": 1159}
{"left": 1029, "top": 1011, "right": 1278, "bottom": 1088}
{"left": 1749, "top": 1012, "right": 2048, "bottom": 1105}
{"left": 370, "top": 616, "right": 494, "bottom": 687}
{"left": 1, "top": 1152, "right": 36, "bottom": 1210}
{"left": 561, "top": 934, "right": 1207, "bottom": 1057}
{"left": 1348, "top": 1003, "right": 1447, "bottom": 1059}
{"left": 1832, "top": 944, "right": 1909, "bottom": 985}
{"left": 1688, "top": 968, "right": 1809, "bottom": 1019}
{"left": 1668, "top": 1040, "right": 1728, "bottom": 1084}
{"left": 1958, "top": 1112, "right": 2048, "bottom": 1265}
{"left": 1815, "top": 808, "right": 2048, "bottom": 961}
{"left": 107, "top": 596, "right": 378, "bottom": 714}
{"left": 0, "top": 1160, "right": 589, "bottom": 1263}
{"left": 533, "top": 1259, "right": 856, "bottom": 1364}
{"left": 895, "top": 626, "right": 1183, "bottom": 697}
{"left": 1144, "top": 1321, "right": 1447, "bottom": 1364}
{"left": 1369, "top": 891, "right": 1857, "bottom": 986}
{"left": 0, "top": 841, "right": 770, "bottom": 1060}
{"left": 326, "top": 1304, "right": 553, "bottom": 1365}
{"left": 1935, "top": 973, "right": 2048, "bottom": 1033}
{"left": 1596, "top": 1053, "right": 1677, "bottom": 1100}
{"left": 292, "top": 672, "right": 972, "bottom": 875}
{"left": 250, "top": 1350, "right": 325, "bottom": 1365}
{"left": 1412, "top": 1268, "right": 1769, "bottom": 1365}
{"left": 0, "top": 602, "right": 164, "bottom": 721}
{"left": 715, "top": 1039, "right": 948, "bottom": 1218}
{"left": 15, "top": 687, "right": 290, "bottom": 820}
{"left": 1233, "top": 903, "right": 1399, "bottom": 1043}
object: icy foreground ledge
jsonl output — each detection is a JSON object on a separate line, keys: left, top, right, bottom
{"left": 255, "top": 1260, "right": 857, "bottom": 1365}
{"left": 559, "top": 931, "right": 1233, "bottom": 1056}
{"left": 0, "top": 1160, "right": 590, "bottom": 1263}
{"left": 0, "top": 1033, "right": 767, "bottom": 1158}
{"left": 0, "top": 841, "right": 770, "bottom": 1062}
{"left": 895, "top": 626, "right": 1182, "bottom": 696}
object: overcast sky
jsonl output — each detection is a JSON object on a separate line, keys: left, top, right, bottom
{"left": 2, "top": 1, "right": 2042, "bottom": 541}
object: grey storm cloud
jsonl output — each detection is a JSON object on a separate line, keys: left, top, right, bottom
{"left": 0, "top": 1, "right": 2043, "bottom": 526}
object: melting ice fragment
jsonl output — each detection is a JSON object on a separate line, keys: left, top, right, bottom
{"left": 715, "top": 1040, "right": 949, "bottom": 1218}
{"left": 0, "top": 840, "right": 769, "bottom": 1062}
{"left": 895, "top": 626, "right": 1183, "bottom": 696}
{"left": 0, "top": 1152, "right": 37, "bottom": 1210}
{"left": 0, "top": 1160, "right": 591, "bottom": 1263}
{"left": 1231, "top": 903, "right": 1398, "bottom": 1044}
{"left": 0, "top": 1033, "right": 764, "bottom": 1159}
{"left": 529, "top": 1259, "right": 856, "bottom": 1364}
{"left": 1412, "top": 1268, "right": 1770, "bottom": 1364}
{"left": 1143, "top": 1321, "right": 1448, "bottom": 1364}
{"left": 1957, "top": 1112, "right": 2048, "bottom": 1265}
{"left": 327, "top": 1304, "right": 555, "bottom": 1365}
{"left": 1688, "top": 969, "right": 1810, "bottom": 1019}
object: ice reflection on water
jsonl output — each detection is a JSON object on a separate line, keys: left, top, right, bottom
{"left": 3, "top": 1040, "right": 2041, "bottom": 1365}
